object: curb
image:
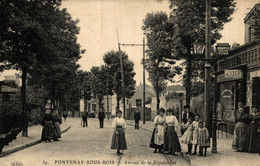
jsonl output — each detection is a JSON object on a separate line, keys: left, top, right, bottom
{"left": 0, "top": 125, "right": 71, "bottom": 158}
{"left": 126, "top": 122, "right": 191, "bottom": 164}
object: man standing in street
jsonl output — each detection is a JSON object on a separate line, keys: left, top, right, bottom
{"left": 134, "top": 108, "right": 141, "bottom": 129}
{"left": 82, "top": 110, "right": 88, "bottom": 127}
{"left": 98, "top": 108, "right": 105, "bottom": 128}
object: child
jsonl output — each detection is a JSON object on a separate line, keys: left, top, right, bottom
{"left": 197, "top": 120, "right": 210, "bottom": 157}
{"left": 192, "top": 115, "right": 200, "bottom": 155}
{"left": 180, "top": 117, "right": 194, "bottom": 154}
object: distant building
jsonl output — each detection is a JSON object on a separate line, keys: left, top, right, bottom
{"left": 3, "top": 74, "right": 20, "bottom": 87}
{"left": 151, "top": 85, "right": 186, "bottom": 121}
{"left": 127, "top": 83, "right": 155, "bottom": 108}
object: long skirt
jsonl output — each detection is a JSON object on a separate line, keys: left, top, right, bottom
{"left": 53, "top": 122, "right": 61, "bottom": 138}
{"left": 164, "top": 126, "right": 181, "bottom": 153}
{"left": 232, "top": 122, "right": 248, "bottom": 151}
{"left": 244, "top": 122, "right": 260, "bottom": 153}
{"left": 149, "top": 129, "right": 163, "bottom": 149}
{"left": 41, "top": 121, "right": 53, "bottom": 141}
{"left": 111, "top": 127, "right": 127, "bottom": 150}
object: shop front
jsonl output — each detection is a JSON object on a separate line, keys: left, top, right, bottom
{"left": 216, "top": 39, "right": 260, "bottom": 134}
{"left": 216, "top": 67, "right": 247, "bottom": 134}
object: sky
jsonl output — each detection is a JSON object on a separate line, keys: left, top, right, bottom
{"left": 1, "top": 0, "right": 260, "bottom": 86}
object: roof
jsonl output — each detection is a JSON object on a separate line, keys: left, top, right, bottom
{"left": 163, "top": 85, "right": 185, "bottom": 92}
{"left": 0, "top": 85, "right": 17, "bottom": 93}
{"left": 244, "top": 3, "right": 260, "bottom": 23}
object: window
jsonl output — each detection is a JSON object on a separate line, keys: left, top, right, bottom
{"left": 136, "top": 99, "right": 142, "bottom": 107}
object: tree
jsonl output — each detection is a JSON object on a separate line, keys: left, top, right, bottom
{"left": 142, "top": 12, "right": 182, "bottom": 112}
{"left": 0, "top": 0, "right": 83, "bottom": 136}
{"left": 103, "top": 51, "right": 136, "bottom": 110}
{"left": 90, "top": 67, "right": 106, "bottom": 109}
{"left": 167, "top": 0, "right": 236, "bottom": 106}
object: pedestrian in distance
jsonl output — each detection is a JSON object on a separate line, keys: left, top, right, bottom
{"left": 98, "top": 108, "right": 105, "bottom": 128}
{"left": 149, "top": 108, "right": 166, "bottom": 153}
{"left": 52, "top": 109, "right": 61, "bottom": 141}
{"left": 63, "top": 111, "right": 68, "bottom": 122}
{"left": 192, "top": 115, "right": 200, "bottom": 155}
{"left": 41, "top": 108, "right": 54, "bottom": 143}
{"left": 134, "top": 108, "right": 141, "bottom": 129}
{"left": 164, "top": 109, "right": 181, "bottom": 156}
{"left": 180, "top": 117, "right": 194, "bottom": 155}
{"left": 197, "top": 120, "right": 210, "bottom": 157}
{"left": 111, "top": 110, "right": 127, "bottom": 155}
{"left": 82, "top": 110, "right": 89, "bottom": 127}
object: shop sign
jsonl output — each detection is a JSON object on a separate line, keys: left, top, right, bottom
{"left": 224, "top": 69, "right": 242, "bottom": 78}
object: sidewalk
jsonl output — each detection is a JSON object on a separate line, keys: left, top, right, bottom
{"left": 126, "top": 120, "right": 260, "bottom": 166}
{"left": 0, "top": 118, "right": 71, "bottom": 157}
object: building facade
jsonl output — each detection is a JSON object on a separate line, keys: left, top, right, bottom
{"left": 216, "top": 3, "right": 260, "bottom": 133}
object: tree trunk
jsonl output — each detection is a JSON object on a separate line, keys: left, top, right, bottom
{"left": 21, "top": 67, "right": 28, "bottom": 137}
{"left": 185, "top": 53, "right": 192, "bottom": 106}
{"left": 156, "top": 91, "right": 160, "bottom": 115}
{"left": 116, "top": 94, "right": 120, "bottom": 111}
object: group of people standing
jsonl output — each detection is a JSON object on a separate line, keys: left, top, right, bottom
{"left": 81, "top": 108, "right": 106, "bottom": 128}
{"left": 110, "top": 105, "right": 210, "bottom": 157}
{"left": 148, "top": 106, "right": 209, "bottom": 157}
{"left": 232, "top": 105, "right": 260, "bottom": 155}
{"left": 41, "top": 108, "right": 61, "bottom": 142}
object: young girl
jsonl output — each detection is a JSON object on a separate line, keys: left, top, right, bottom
{"left": 111, "top": 110, "right": 127, "bottom": 155}
{"left": 192, "top": 115, "right": 200, "bottom": 155}
{"left": 197, "top": 120, "right": 210, "bottom": 157}
{"left": 181, "top": 117, "right": 194, "bottom": 154}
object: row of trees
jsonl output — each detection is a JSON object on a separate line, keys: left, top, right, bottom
{"left": 78, "top": 51, "right": 136, "bottom": 112}
{"left": 143, "top": 0, "right": 236, "bottom": 110}
{"left": 0, "top": 0, "right": 84, "bottom": 136}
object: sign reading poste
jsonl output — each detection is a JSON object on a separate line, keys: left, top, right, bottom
{"left": 224, "top": 69, "right": 242, "bottom": 78}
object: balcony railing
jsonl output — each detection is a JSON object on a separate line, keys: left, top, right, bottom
{"left": 217, "top": 40, "right": 260, "bottom": 71}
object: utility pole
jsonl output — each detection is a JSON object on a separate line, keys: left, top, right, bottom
{"left": 205, "top": 0, "right": 212, "bottom": 139}
{"left": 143, "top": 37, "right": 146, "bottom": 124}
{"left": 117, "top": 36, "right": 147, "bottom": 123}
{"left": 116, "top": 30, "right": 126, "bottom": 118}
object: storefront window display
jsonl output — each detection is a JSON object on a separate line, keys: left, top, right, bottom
{"left": 219, "top": 82, "right": 236, "bottom": 122}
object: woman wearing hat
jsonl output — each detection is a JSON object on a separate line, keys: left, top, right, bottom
{"left": 149, "top": 108, "right": 166, "bottom": 153}
{"left": 164, "top": 109, "right": 181, "bottom": 155}
{"left": 111, "top": 110, "right": 127, "bottom": 155}
{"left": 244, "top": 106, "right": 260, "bottom": 154}
{"left": 41, "top": 108, "right": 54, "bottom": 142}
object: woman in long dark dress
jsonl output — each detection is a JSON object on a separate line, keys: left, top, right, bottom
{"left": 41, "top": 108, "right": 54, "bottom": 142}
{"left": 111, "top": 110, "right": 127, "bottom": 155}
{"left": 232, "top": 107, "right": 248, "bottom": 151}
{"left": 164, "top": 109, "right": 181, "bottom": 156}
{"left": 244, "top": 106, "right": 260, "bottom": 154}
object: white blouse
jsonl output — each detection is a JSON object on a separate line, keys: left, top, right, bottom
{"left": 153, "top": 115, "right": 166, "bottom": 127}
{"left": 166, "top": 115, "right": 179, "bottom": 127}
{"left": 112, "top": 117, "right": 126, "bottom": 129}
